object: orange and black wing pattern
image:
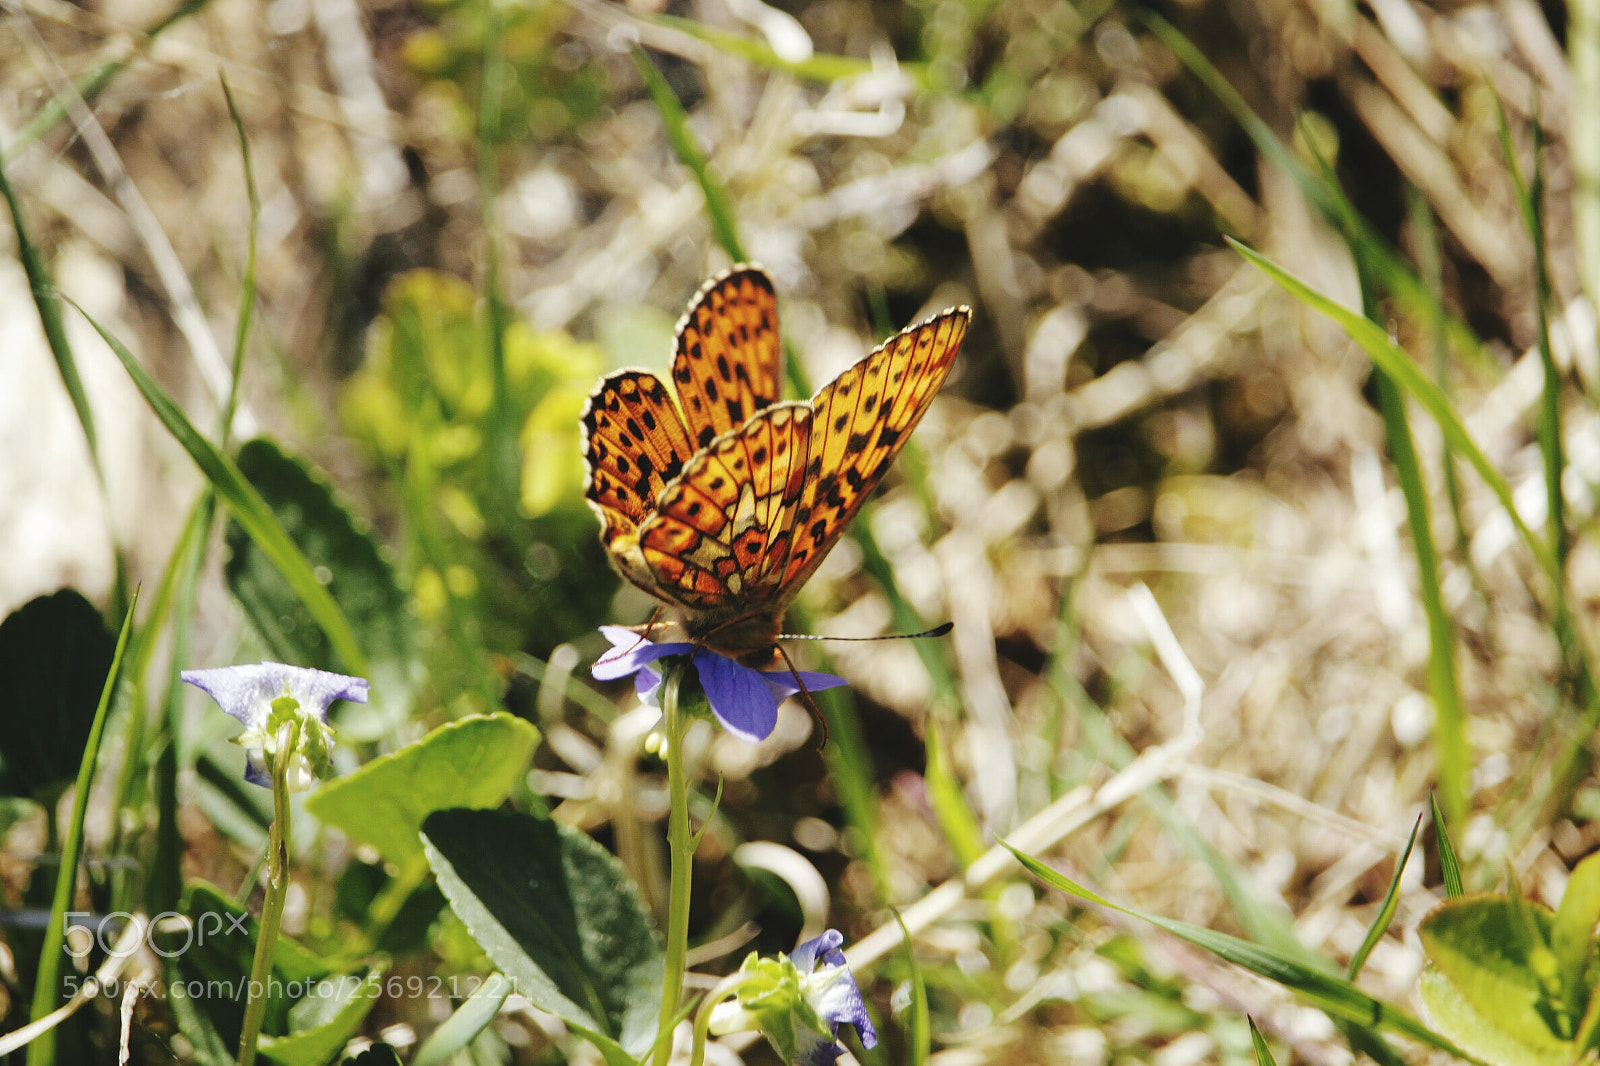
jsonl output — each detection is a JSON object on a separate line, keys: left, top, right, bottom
{"left": 768, "top": 306, "right": 969, "bottom": 599}
{"left": 580, "top": 369, "right": 697, "bottom": 586}
{"left": 671, "top": 266, "right": 783, "bottom": 449}
{"left": 634, "top": 305, "right": 970, "bottom": 633}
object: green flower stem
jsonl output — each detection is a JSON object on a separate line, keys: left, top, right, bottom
{"left": 651, "top": 666, "right": 693, "bottom": 1066}
{"left": 238, "top": 721, "right": 298, "bottom": 1066}
{"left": 690, "top": 973, "right": 757, "bottom": 1066}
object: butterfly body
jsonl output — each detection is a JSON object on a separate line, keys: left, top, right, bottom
{"left": 582, "top": 265, "right": 970, "bottom": 667}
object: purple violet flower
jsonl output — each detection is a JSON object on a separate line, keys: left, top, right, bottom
{"left": 592, "top": 627, "right": 846, "bottom": 743}
{"left": 708, "top": 928, "right": 878, "bottom": 1066}
{"left": 181, "top": 662, "right": 368, "bottom": 789}
{"left": 789, "top": 930, "right": 878, "bottom": 1066}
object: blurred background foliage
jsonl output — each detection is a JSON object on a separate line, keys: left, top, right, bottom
{"left": 3, "top": 0, "right": 1599, "bottom": 1058}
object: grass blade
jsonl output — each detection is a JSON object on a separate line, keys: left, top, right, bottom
{"left": 633, "top": 48, "right": 747, "bottom": 263}
{"left": 1003, "top": 843, "right": 1484, "bottom": 1062}
{"left": 1235, "top": 236, "right": 1600, "bottom": 797}
{"left": 924, "top": 717, "right": 985, "bottom": 870}
{"left": 1406, "top": 186, "right": 1471, "bottom": 562}
{"left": 1230, "top": 238, "right": 1557, "bottom": 585}
{"left": 1145, "top": 13, "right": 1488, "bottom": 369}
{"left": 1249, "top": 1018, "right": 1277, "bottom": 1066}
{"left": 1327, "top": 182, "right": 1470, "bottom": 828}
{"left": 4, "top": 0, "right": 213, "bottom": 162}
{"left": 1348, "top": 814, "right": 1422, "bottom": 980}
{"left": 0, "top": 140, "right": 131, "bottom": 619}
{"left": 1369, "top": 358, "right": 1468, "bottom": 827}
{"left": 1431, "top": 793, "right": 1464, "bottom": 898}
{"left": 413, "top": 973, "right": 511, "bottom": 1066}
{"left": 892, "top": 908, "right": 930, "bottom": 1066}
{"left": 0, "top": 145, "right": 98, "bottom": 467}
{"left": 73, "top": 303, "right": 369, "bottom": 675}
{"left": 106, "top": 492, "right": 214, "bottom": 908}
{"left": 26, "top": 590, "right": 138, "bottom": 1066}
{"left": 1494, "top": 93, "right": 1566, "bottom": 569}
{"left": 219, "top": 76, "right": 258, "bottom": 447}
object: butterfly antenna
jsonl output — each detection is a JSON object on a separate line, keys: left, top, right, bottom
{"left": 618, "top": 606, "right": 668, "bottom": 657}
{"left": 775, "top": 642, "right": 830, "bottom": 752}
{"left": 776, "top": 622, "right": 954, "bottom": 642}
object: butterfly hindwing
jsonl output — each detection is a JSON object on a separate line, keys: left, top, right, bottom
{"left": 581, "top": 369, "right": 697, "bottom": 556}
{"left": 672, "top": 266, "right": 783, "bottom": 449}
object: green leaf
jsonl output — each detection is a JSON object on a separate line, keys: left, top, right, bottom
{"left": 421, "top": 809, "right": 662, "bottom": 1064}
{"left": 0, "top": 590, "right": 115, "bottom": 799}
{"left": 26, "top": 590, "right": 135, "bottom": 1066}
{"left": 258, "top": 964, "right": 386, "bottom": 1066}
{"left": 155, "top": 882, "right": 350, "bottom": 1057}
{"left": 1418, "top": 967, "right": 1571, "bottom": 1066}
{"left": 1551, "top": 853, "right": 1600, "bottom": 1022}
{"left": 74, "top": 303, "right": 368, "bottom": 675}
{"left": 1348, "top": 815, "right": 1421, "bottom": 979}
{"left": 1421, "top": 897, "right": 1570, "bottom": 1052}
{"left": 1002, "top": 842, "right": 1482, "bottom": 1062}
{"left": 412, "top": 973, "right": 512, "bottom": 1066}
{"left": 306, "top": 714, "right": 538, "bottom": 869}
{"left": 226, "top": 438, "right": 417, "bottom": 738}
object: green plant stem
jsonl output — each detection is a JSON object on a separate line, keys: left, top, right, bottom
{"left": 238, "top": 722, "right": 297, "bottom": 1066}
{"left": 652, "top": 667, "right": 693, "bottom": 1066}
{"left": 690, "top": 973, "right": 755, "bottom": 1066}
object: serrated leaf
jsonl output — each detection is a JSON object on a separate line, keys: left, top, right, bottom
{"left": 306, "top": 714, "right": 538, "bottom": 869}
{"left": 1418, "top": 967, "right": 1571, "bottom": 1066}
{"left": 1420, "top": 897, "right": 1570, "bottom": 1052}
{"left": 0, "top": 589, "right": 114, "bottom": 799}
{"left": 226, "top": 438, "right": 416, "bottom": 738}
{"left": 421, "top": 809, "right": 661, "bottom": 1065}
{"left": 259, "top": 964, "right": 386, "bottom": 1066}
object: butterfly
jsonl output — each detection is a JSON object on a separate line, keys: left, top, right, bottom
{"left": 581, "top": 265, "right": 970, "bottom": 668}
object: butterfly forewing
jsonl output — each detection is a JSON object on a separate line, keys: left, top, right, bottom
{"left": 777, "top": 308, "right": 970, "bottom": 593}
{"left": 672, "top": 266, "right": 783, "bottom": 448}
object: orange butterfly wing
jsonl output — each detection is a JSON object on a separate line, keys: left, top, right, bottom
{"left": 582, "top": 265, "right": 781, "bottom": 605}
{"left": 768, "top": 307, "right": 970, "bottom": 597}
{"left": 581, "top": 369, "right": 697, "bottom": 585}
{"left": 671, "top": 266, "right": 782, "bottom": 449}
{"left": 636, "top": 307, "right": 970, "bottom": 650}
